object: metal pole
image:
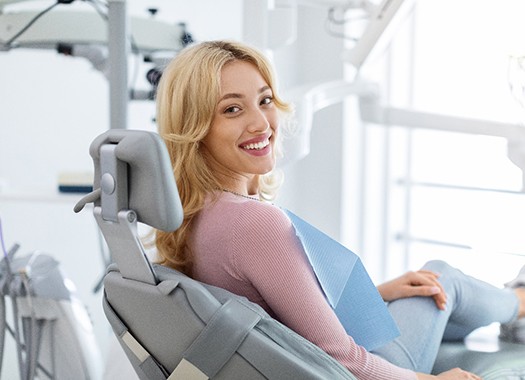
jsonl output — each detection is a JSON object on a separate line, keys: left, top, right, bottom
{"left": 108, "top": 0, "right": 128, "bottom": 129}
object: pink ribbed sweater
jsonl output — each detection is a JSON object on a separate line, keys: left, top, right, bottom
{"left": 190, "top": 192, "right": 417, "bottom": 380}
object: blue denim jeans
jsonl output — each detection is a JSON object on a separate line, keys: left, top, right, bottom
{"left": 371, "top": 260, "right": 519, "bottom": 373}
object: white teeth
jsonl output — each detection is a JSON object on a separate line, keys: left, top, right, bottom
{"left": 243, "top": 138, "right": 269, "bottom": 150}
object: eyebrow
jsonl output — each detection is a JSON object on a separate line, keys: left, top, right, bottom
{"left": 218, "top": 85, "right": 271, "bottom": 103}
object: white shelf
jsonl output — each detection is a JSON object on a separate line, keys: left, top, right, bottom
{"left": 0, "top": 190, "right": 87, "bottom": 204}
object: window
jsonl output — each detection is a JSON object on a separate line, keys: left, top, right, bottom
{"left": 343, "top": 0, "right": 525, "bottom": 286}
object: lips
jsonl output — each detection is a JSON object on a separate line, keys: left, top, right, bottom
{"left": 239, "top": 133, "right": 272, "bottom": 151}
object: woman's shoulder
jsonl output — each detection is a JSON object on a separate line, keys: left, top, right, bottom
{"left": 207, "top": 192, "right": 291, "bottom": 232}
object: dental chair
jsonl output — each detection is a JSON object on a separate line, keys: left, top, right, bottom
{"left": 76, "top": 129, "right": 525, "bottom": 380}
{"left": 74, "top": 129, "right": 357, "bottom": 380}
{"left": 433, "top": 331, "right": 525, "bottom": 379}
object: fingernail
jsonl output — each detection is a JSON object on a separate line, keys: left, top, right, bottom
{"left": 430, "top": 286, "right": 441, "bottom": 294}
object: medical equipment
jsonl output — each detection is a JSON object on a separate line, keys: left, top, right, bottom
{"left": 341, "top": 0, "right": 408, "bottom": 69}
{"left": 508, "top": 54, "right": 525, "bottom": 116}
{"left": 242, "top": 0, "right": 408, "bottom": 67}
{"left": 283, "top": 77, "right": 525, "bottom": 192}
{"left": 0, "top": 0, "right": 189, "bottom": 130}
{"left": 0, "top": 244, "right": 103, "bottom": 380}
{"left": 0, "top": 2, "right": 184, "bottom": 52}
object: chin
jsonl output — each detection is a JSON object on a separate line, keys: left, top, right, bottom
{"left": 260, "top": 160, "right": 276, "bottom": 174}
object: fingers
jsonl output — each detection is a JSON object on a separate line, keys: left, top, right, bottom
{"left": 379, "top": 270, "right": 449, "bottom": 308}
{"left": 402, "top": 285, "right": 447, "bottom": 310}
{"left": 415, "top": 271, "right": 447, "bottom": 303}
{"left": 412, "top": 270, "right": 442, "bottom": 289}
{"left": 446, "top": 368, "right": 481, "bottom": 380}
{"left": 439, "top": 368, "right": 482, "bottom": 379}
{"left": 433, "top": 293, "right": 448, "bottom": 311}
{"left": 418, "top": 269, "right": 441, "bottom": 279}
{"left": 403, "top": 270, "right": 448, "bottom": 310}
{"left": 417, "top": 271, "right": 443, "bottom": 289}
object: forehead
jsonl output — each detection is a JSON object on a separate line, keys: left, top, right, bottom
{"left": 219, "top": 60, "right": 269, "bottom": 95}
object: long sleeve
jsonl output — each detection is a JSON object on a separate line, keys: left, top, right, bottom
{"left": 191, "top": 193, "right": 417, "bottom": 380}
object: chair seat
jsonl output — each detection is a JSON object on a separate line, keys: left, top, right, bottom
{"left": 433, "top": 325, "right": 525, "bottom": 379}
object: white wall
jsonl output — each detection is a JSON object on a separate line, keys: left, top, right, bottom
{"left": 0, "top": 1, "right": 346, "bottom": 378}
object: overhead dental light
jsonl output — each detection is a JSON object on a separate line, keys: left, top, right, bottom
{"left": 0, "top": 0, "right": 189, "bottom": 130}
{"left": 342, "top": 0, "right": 408, "bottom": 69}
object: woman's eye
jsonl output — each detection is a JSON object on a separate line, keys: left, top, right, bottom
{"left": 225, "top": 105, "right": 241, "bottom": 114}
{"left": 261, "top": 96, "right": 273, "bottom": 105}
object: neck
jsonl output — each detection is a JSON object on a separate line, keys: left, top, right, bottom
{"left": 222, "top": 188, "right": 260, "bottom": 201}
{"left": 218, "top": 176, "right": 259, "bottom": 198}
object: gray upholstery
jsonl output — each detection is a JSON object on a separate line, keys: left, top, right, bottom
{"left": 104, "top": 263, "right": 356, "bottom": 379}
{"left": 434, "top": 339, "right": 525, "bottom": 379}
{"left": 88, "top": 129, "right": 183, "bottom": 232}
{"left": 75, "top": 130, "right": 184, "bottom": 285}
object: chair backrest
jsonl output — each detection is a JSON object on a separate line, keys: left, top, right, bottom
{"left": 76, "top": 129, "right": 357, "bottom": 380}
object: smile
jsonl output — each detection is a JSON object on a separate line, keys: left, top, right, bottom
{"left": 241, "top": 137, "right": 270, "bottom": 151}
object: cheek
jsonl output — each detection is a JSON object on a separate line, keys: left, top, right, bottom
{"left": 204, "top": 122, "right": 228, "bottom": 147}
{"left": 268, "top": 111, "right": 280, "bottom": 132}
{"left": 203, "top": 127, "right": 240, "bottom": 159}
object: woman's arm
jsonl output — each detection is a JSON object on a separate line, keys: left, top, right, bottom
{"left": 230, "top": 205, "right": 417, "bottom": 380}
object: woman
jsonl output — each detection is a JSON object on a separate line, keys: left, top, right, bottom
{"left": 154, "top": 40, "right": 525, "bottom": 380}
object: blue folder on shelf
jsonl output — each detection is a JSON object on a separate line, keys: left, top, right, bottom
{"left": 284, "top": 209, "right": 400, "bottom": 351}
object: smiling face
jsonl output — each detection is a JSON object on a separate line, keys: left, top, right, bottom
{"left": 201, "top": 60, "right": 279, "bottom": 194}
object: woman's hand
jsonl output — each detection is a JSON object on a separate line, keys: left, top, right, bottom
{"left": 377, "top": 270, "right": 447, "bottom": 310}
{"left": 417, "top": 368, "right": 482, "bottom": 379}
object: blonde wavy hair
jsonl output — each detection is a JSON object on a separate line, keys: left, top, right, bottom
{"left": 155, "top": 40, "right": 292, "bottom": 275}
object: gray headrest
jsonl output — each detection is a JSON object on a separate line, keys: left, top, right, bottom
{"left": 77, "top": 129, "right": 183, "bottom": 232}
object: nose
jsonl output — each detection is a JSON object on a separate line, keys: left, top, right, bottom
{"left": 247, "top": 108, "right": 270, "bottom": 133}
